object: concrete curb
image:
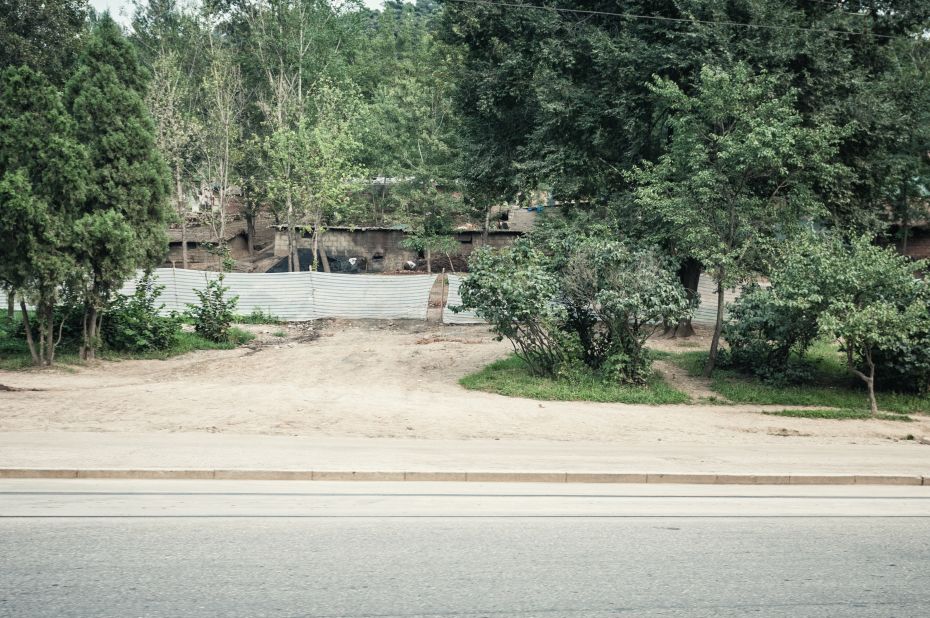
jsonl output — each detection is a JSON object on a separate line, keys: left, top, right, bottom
{"left": 0, "top": 469, "right": 927, "bottom": 485}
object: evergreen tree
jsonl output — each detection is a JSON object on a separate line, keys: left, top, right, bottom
{"left": 0, "top": 66, "right": 88, "bottom": 365}
{"left": 66, "top": 15, "right": 171, "bottom": 360}
{"left": 0, "top": 0, "right": 89, "bottom": 85}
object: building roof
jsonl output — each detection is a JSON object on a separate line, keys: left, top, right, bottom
{"left": 168, "top": 219, "right": 248, "bottom": 244}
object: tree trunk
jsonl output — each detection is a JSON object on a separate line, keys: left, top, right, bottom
{"left": 426, "top": 247, "right": 432, "bottom": 274}
{"left": 180, "top": 223, "right": 189, "bottom": 270}
{"left": 19, "top": 300, "right": 39, "bottom": 365}
{"left": 44, "top": 304, "right": 55, "bottom": 366}
{"left": 482, "top": 207, "right": 491, "bottom": 244}
{"left": 849, "top": 346, "right": 879, "bottom": 417}
{"left": 311, "top": 231, "right": 319, "bottom": 272}
{"left": 866, "top": 368, "right": 878, "bottom": 417}
{"left": 667, "top": 257, "right": 700, "bottom": 338}
{"left": 246, "top": 213, "right": 255, "bottom": 256}
{"left": 175, "top": 162, "right": 188, "bottom": 269}
{"left": 286, "top": 194, "right": 298, "bottom": 272}
{"left": 6, "top": 290, "right": 13, "bottom": 320}
{"left": 83, "top": 304, "right": 98, "bottom": 361}
{"left": 703, "top": 271, "right": 725, "bottom": 377}
{"left": 292, "top": 226, "right": 302, "bottom": 272}
{"left": 313, "top": 216, "right": 330, "bottom": 273}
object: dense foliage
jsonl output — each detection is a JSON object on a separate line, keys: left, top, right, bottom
{"left": 458, "top": 237, "right": 689, "bottom": 384}
{"left": 458, "top": 241, "right": 569, "bottom": 376}
{"left": 67, "top": 15, "right": 172, "bottom": 360}
{"left": 3, "top": 0, "right": 930, "bottom": 387}
{"left": 0, "top": 66, "right": 87, "bottom": 365}
{"left": 725, "top": 233, "right": 930, "bottom": 413}
{"left": 102, "top": 272, "right": 181, "bottom": 353}
{"left": 631, "top": 64, "right": 841, "bottom": 374}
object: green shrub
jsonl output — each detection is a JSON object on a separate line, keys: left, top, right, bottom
{"left": 726, "top": 232, "right": 930, "bottom": 411}
{"left": 870, "top": 329, "right": 930, "bottom": 394}
{"left": 102, "top": 272, "right": 180, "bottom": 352}
{"left": 560, "top": 239, "right": 691, "bottom": 384}
{"left": 456, "top": 241, "right": 570, "bottom": 376}
{"left": 187, "top": 274, "right": 239, "bottom": 343}
{"left": 721, "top": 284, "right": 817, "bottom": 385}
{"left": 236, "top": 308, "right": 280, "bottom": 324}
{"left": 456, "top": 237, "right": 690, "bottom": 385}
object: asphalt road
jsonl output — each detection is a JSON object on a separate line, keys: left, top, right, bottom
{"left": 1, "top": 480, "right": 929, "bottom": 617}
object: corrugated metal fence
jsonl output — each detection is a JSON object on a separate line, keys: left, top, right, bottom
{"left": 692, "top": 276, "right": 739, "bottom": 325}
{"left": 120, "top": 269, "right": 738, "bottom": 325}
{"left": 442, "top": 274, "right": 483, "bottom": 324}
{"left": 123, "top": 269, "right": 437, "bottom": 321}
{"left": 441, "top": 273, "right": 738, "bottom": 326}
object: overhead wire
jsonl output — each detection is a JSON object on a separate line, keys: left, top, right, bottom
{"left": 442, "top": 0, "right": 897, "bottom": 40}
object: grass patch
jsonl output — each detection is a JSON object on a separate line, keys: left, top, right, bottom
{"left": 669, "top": 346, "right": 930, "bottom": 416}
{"left": 1, "top": 312, "right": 254, "bottom": 369}
{"left": 764, "top": 409, "right": 913, "bottom": 422}
{"left": 272, "top": 330, "right": 287, "bottom": 338}
{"left": 234, "top": 309, "right": 281, "bottom": 325}
{"left": 459, "top": 355, "right": 690, "bottom": 404}
{"left": 99, "top": 328, "right": 254, "bottom": 361}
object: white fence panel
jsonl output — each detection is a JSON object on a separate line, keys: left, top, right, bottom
{"left": 692, "top": 276, "right": 739, "bottom": 326}
{"left": 120, "top": 269, "right": 437, "bottom": 321}
{"left": 438, "top": 273, "right": 741, "bottom": 326}
{"left": 442, "top": 274, "right": 483, "bottom": 324}
{"left": 116, "top": 269, "right": 740, "bottom": 325}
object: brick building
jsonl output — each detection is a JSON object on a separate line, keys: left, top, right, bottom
{"left": 271, "top": 224, "right": 523, "bottom": 272}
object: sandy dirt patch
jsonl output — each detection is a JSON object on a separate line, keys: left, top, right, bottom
{"left": 0, "top": 320, "right": 927, "bottom": 448}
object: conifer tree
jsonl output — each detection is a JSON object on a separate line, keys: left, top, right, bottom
{"left": 0, "top": 66, "right": 88, "bottom": 365}
{"left": 66, "top": 14, "right": 171, "bottom": 360}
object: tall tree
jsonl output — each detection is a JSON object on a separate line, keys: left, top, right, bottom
{"left": 441, "top": 0, "right": 930, "bottom": 322}
{"left": 66, "top": 15, "right": 171, "bottom": 360}
{"left": 264, "top": 81, "right": 363, "bottom": 271}
{"left": 0, "top": 67, "right": 88, "bottom": 365}
{"left": 227, "top": 0, "right": 364, "bottom": 271}
{"left": 133, "top": 1, "right": 209, "bottom": 269}
{"left": 349, "top": 0, "right": 468, "bottom": 270}
{"left": 631, "top": 65, "right": 843, "bottom": 375}
{"left": 201, "top": 27, "right": 245, "bottom": 247}
{"left": 0, "top": 0, "right": 89, "bottom": 85}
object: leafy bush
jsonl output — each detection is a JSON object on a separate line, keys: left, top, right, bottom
{"left": 560, "top": 239, "right": 691, "bottom": 384}
{"left": 457, "top": 237, "right": 690, "bottom": 384}
{"left": 187, "top": 274, "right": 239, "bottom": 343}
{"left": 457, "top": 241, "right": 570, "bottom": 376}
{"left": 102, "top": 272, "right": 180, "bottom": 352}
{"left": 726, "top": 232, "right": 930, "bottom": 411}
{"left": 870, "top": 328, "right": 930, "bottom": 394}
{"left": 815, "top": 237, "right": 930, "bottom": 412}
{"left": 721, "top": 284, "right": 817, "bottom": 385}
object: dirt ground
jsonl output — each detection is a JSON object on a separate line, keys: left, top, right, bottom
{"left": 0, "top": 320, "right": 928, "bottom": 448}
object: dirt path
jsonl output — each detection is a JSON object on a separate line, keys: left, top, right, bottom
{"left": 1, "top": 320, "right": 927, "bottom": 448}
{"left": 652, "top": 360, "right": 725, "bottom": 403}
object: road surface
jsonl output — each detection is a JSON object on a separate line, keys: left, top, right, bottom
{"left": 1, "top": 480, "right": 929, "bottom": 617}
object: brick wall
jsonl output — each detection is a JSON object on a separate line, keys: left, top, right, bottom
{"left": 902, "top": 233, "right": 930, "bottom": 260}
{"left": 322, "top": 229, "right": 417, "bottom": 272}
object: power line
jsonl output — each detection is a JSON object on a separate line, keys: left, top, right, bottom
{"left": 442, "top": 0, "right": 897, "bottom": 40}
